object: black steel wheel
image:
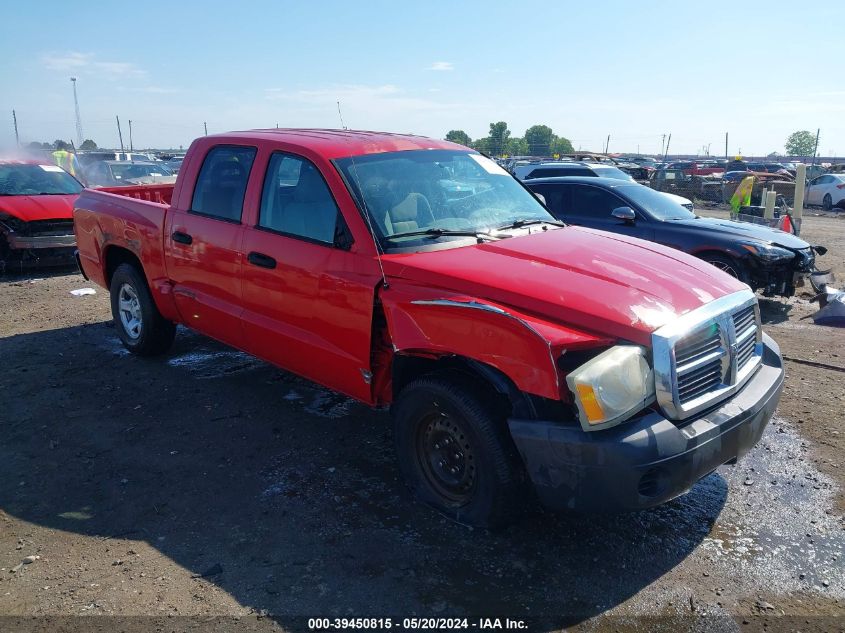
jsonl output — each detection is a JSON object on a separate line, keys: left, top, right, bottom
{"left": 416, "top": 410, "right": 477, "bottom": 505}
{"left": 392, "top": 372, "right": 528, "bottom": 528}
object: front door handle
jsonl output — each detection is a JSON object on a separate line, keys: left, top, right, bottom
{"left": 172, "top": 231, "right": 193, "bottom": 245}
{"left": 247, "top": 251, "right": 276, "bottom": 269}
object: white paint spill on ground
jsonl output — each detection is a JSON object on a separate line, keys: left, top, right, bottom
{"left": 165, "top": 348, "right": 265, "bottom": 378}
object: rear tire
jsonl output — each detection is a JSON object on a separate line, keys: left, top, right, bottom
{"left": 391, "top": 372, "right": 528, "bottom": 528}
{"left": 823, "top": 194, "right": 833, "bottom": 211}
{"left": 110, "top": 263, "right": 176, "bottom": 356}
{"left": 700, "top": 253, "right": 750, "bottom": 284}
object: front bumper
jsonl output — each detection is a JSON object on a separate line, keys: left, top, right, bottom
{"left": 5, "top": 233, "right": 76, "bottom": 250}
{"left": 508, "top": 333, "right": 784, "bottom": 513}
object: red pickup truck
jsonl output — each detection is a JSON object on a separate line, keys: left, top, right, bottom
{"left": 74, "top": 130, "right": 784, "bottom": 527}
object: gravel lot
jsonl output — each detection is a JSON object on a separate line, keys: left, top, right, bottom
{"left": 1, "top": 210, "right": 843, "bottom": 632}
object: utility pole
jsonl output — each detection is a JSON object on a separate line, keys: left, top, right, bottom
{"left": 12, "top": 110, "right": 19, "bottom": 147}
{"left": 129, "top": 119, "right": 133, "bottom": 152}
{"left": 661, "top": 134, "right": 666, "bottom": 156}
{"left": 71, "top": 77, "right": 84, "bottom": 147}
{"left": 810, "top": 128, "right": 821, "bottom": 168}
{"left": 116, "top": 115, "right": 125, "bottom": 153}
{"left": 663, "top": 133, "right": 672, "bottom": 161}
{"left": 204, "top": 122, "right": 208, "bottom": 136}
{"left": 605, "top": 134, "right": 610, "bottom": 154}
{"left": 725, "top": 132, "right": 729, "bottom": 158}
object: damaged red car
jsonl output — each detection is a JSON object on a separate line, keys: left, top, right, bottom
{"left": 0, "top": 159, "right": 82, "bottom": 271}
{"left": 74, "top": 130, "right": 785, "bottom": 527}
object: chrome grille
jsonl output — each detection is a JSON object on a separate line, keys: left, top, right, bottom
{"left": 675, "top": 323, "right": 726, "bottom": 405}
{"left": 653, "top": 289, "right": 763, "bottom": 420}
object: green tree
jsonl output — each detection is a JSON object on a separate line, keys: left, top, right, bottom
{"left": 505, "top": 137, "right": 528, "bottom": 156}
{"left": 551, "top": 136, "right": 574, "bottom": 156}
{"left": 80, "top": 139, "right": 98, "bottom": 150}
{"left": 472, "top": 137, "right": 492, "bottom": 155}
{"left": 53, "top": 140, "right": 71, "bottom": 151}
{"left": 525, "top": 125, "right": 554, "bottom": 155}
{"left": 785, "top": 130, "right": 816, "bottom": 157}
{"left": 445, "top": 130, "right": 472, "bottom": 146}
{"left": 488, "top": 121, "right": 510, "bottom": 156}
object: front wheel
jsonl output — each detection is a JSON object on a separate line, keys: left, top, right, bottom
{"left": 700, "top": 253, "right": 750, "bottom": 285}
{"left": 823, "top": 194, "right": 833, "bottom": 211}
{"left": 110, "top": 263, "right": 176, "bottom": 356}
{"left": 391, "top": 373, "right": 527, "bottom": 528}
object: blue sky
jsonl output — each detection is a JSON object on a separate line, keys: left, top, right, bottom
{"left": 1, "top": 1, "right": 843, "bottom": 155}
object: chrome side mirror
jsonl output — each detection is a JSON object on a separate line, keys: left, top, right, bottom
{"left": 534, "top": 192, "right": 546, "bottom": 205}
{"left": 611, "top": 206, "right": 636, "bottom": 222}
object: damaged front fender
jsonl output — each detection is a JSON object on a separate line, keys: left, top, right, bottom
{"left": 379, "top": 283, "right": 611, "bottom": 402}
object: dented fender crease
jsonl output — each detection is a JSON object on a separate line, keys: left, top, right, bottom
{"left": 380, "top": 285, "right": 611, "bottom": 401}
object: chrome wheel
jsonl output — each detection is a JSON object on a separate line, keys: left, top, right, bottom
{"left": 707, "top": 259, "right": 739, "bottom": 278}
{"left": 117, "top": 283, "right": 143, "bottom": 339}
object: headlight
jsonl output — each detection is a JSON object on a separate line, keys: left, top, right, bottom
{"left": 740, "top": 243, "right": 794, "bottom": 262}
{"left": 565, "top": 345, "right": 655, "bottom": 432}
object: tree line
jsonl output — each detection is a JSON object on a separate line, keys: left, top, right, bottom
{"left": 25, "top": 139, "right": 99, "bottom": 151}
{"left": 445, "top": 123, "right": 574, "bottom": 157}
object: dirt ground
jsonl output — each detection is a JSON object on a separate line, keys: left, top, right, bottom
{"left": 0, "top": 210, "right": 843, "bottom": 632}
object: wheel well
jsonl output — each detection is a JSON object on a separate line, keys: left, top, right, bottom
{"left": 104, "top": 247, "right": 143, "bottom": 287}
{"left": 392, "top": 354, "right": 538, "bottom": 420}
{"left": 694, "top": 248, "right": 743, "bottom": 265}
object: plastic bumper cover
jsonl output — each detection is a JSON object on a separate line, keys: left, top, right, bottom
{"left": 508, "top": 333, "right": 784, "bottom": 512}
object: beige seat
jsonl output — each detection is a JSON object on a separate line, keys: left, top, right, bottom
{"left": 384, "top": 193, "right": 435, "bottom": 234}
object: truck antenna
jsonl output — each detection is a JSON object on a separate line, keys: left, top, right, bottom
{"left": 336, "top": 101, "right": 347, "bottom": 130}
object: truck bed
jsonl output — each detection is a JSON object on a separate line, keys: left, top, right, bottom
{"left": 74, "top": 185, "right": 173, "bottom": 291}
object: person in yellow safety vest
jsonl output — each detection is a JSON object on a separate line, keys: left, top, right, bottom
{"left": 51, "top": 148, "right": 81, "bottom": 178}
{"left": 730, "top": 175, "right": 755, "bottom": 217}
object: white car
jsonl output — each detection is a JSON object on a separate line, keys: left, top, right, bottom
{"left": 806, "top": 174, "right": 845, "bottom": 210}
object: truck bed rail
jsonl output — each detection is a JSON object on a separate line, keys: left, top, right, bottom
{"left": 96, "top": 184, "right": 175, "bottom": 205}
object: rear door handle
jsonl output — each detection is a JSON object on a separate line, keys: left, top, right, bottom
{"left": 172, "top": 231, "right": 193, "bottom": 245}
{"left": 247, "top": 251, "right": 276, "bottom": 269}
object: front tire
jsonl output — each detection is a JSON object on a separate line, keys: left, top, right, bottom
{"left": 391, "top": 373, "right": 527, "bottom": 528}
{"left": 823, "top": 193, "right": 833, "bottom": 210}
{"left": 700, "top": 253, "right": 750, "bottom": 284}
{"left": 110, "top": 263, "right": 176, "bottom": 356}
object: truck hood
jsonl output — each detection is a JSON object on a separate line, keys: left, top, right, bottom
{"left": 673, "top": 216, "right": 809, "bottom": 250}
{"left": 0, "top": 194, "right": 78, "bottom": 222}
{"left": 382, "top": 226, "right": 747, "bottom": 346}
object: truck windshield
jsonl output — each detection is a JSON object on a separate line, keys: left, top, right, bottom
{"left": 335, "top": 150, "right": 556, "bottom": 250}
{"left": 0, "top": 164, "right": 83, "bottom": 196}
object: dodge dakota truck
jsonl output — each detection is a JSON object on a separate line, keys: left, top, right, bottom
{"left": 74, "top": 130, "right": 785, "bottom": 527}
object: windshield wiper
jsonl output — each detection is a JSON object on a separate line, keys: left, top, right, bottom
{"left": 496, "top": 218, "right": 566, "bottom": 231}
{"left": 385, "top": 227, "right": 502, "bottom": 242}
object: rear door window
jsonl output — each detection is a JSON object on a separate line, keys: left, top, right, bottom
{"left": 191, "top": 145, "right": 256, "bottom": 222}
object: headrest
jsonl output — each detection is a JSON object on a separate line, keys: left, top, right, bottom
{"left": 390, "top": 193, "right": 422, "bottom": 221}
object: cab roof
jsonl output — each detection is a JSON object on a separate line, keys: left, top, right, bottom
{"left": 207, "top": 128, "right": 467, "bottom": 160}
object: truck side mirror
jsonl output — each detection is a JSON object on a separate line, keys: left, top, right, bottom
{"left": 611, "top": 206, "right": 636, "bottom": 222}
{"left": 534, "top": 192, "right": 546, "bottom": 206}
